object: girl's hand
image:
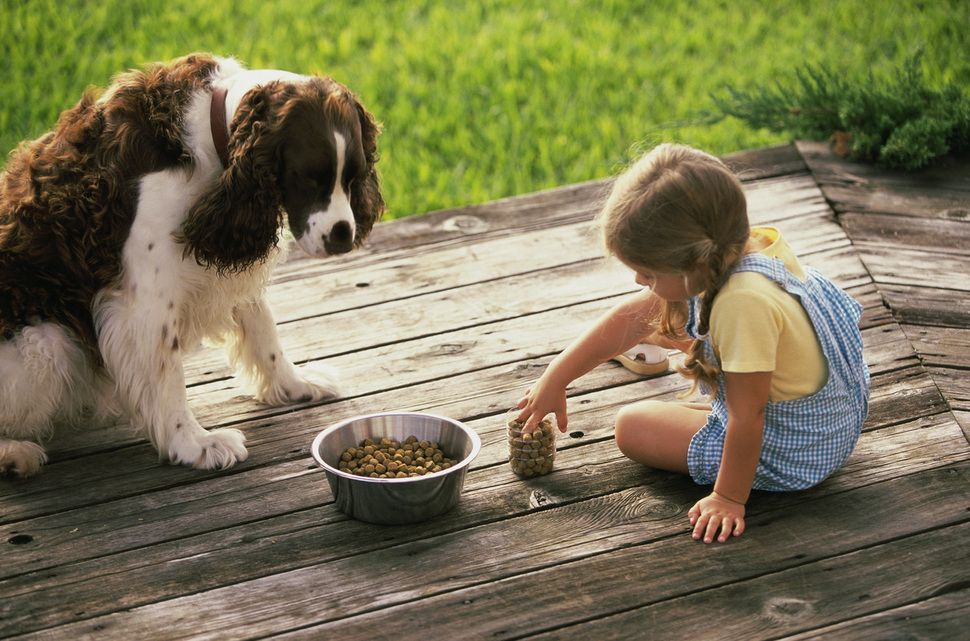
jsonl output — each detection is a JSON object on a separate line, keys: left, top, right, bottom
{"left": 516, "top": 375, "right": 568, "bottom": 433}
{"left": 688, "top": 492, "right": 745, "bottom": 544}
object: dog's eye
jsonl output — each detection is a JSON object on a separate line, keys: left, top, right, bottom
{"left": 303, "top": 176, "right": 319, "bottom": 189}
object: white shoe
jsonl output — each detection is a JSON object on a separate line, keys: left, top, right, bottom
{"left": 614, "top": 344, "right": 669, "bottom": 376}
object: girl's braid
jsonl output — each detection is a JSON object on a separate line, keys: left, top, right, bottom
{"left": 680, "top": 242, "right": 731, "bottom": 397}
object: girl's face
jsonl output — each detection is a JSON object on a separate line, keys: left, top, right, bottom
{"left": 626, "top": 263, "right": 706, "bottom": 301}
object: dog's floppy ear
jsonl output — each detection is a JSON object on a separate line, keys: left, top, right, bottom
{"left": 349, "top": 98, "right": 385, "bottom": 245}
{"left": 178, "top": 85, "right": 284, "bottom": 273}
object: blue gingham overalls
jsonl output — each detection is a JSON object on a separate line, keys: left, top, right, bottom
{"left": 685, "top": 253, "right": 870, "bottom": 491}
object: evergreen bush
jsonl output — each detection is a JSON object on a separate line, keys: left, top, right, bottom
{"left": 708, "top": 50, "right": 970, "bottom": 170}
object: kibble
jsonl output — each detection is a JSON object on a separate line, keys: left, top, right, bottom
{"left": 337, "top": 436, "right": 459, "bottom": 478}
{"left": 508, "top": 415, "right": 556, "bottom": 477}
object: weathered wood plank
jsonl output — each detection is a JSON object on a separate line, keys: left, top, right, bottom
{"left": 797, "top": 140, "right": 970, "bottom": 219}
{"left": 18, "top": 462, "right": 965, "bottom": 641}
{"left": 955, "top": 410, "right": 970, "bottom": 440}
{"left": 722, "top": 143, "right": 809, "bottom": 180}
{"left": 853, "top": 246, "right": 970, "bottom": 291}
{"left": 863, "top": 367, "right": 949, "bottom": 432}
{"left": 516, "top": 522, "right": 970, "bottom": 641}
{"left": 780, "top": 589, "right": 970, "bottom": 640}
{"left": 901, "top": 324, "right": 970, "bottom": 370}
{"left": 841, "top": 211, "right": 970, "bottom": 255}
{"left": 878, "top": 283, "right": 970, "bottom": 328}
{"left": 927, "top": 366, "right": 970, "bottom": 413}
{"left": 852, "top": 283, "right": 894, "bottom": 330}
{"left": 285, "top": 177, "right": 613, "bottom": 266}
{"left": 190, "top": 243, "right": 864, "bottom": 389}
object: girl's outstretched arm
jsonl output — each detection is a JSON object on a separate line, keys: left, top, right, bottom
{"left": 517, "top": 288, "right": 667, "bottom": 432}
{"left": 688, "top": 370, "right": 771, "bottom": 543}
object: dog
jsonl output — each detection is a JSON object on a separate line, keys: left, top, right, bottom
{"left": 0, "top": 53, "right": 384, "bottom": 477}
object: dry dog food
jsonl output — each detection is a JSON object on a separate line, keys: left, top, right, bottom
{"left": 508, "top": 415, "right": 556, "bottom": 477}
{"left": 337, "top": 436, "right": 458, "bottom": 478}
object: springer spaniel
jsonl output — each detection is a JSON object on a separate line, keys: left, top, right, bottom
{"left": 0, "top": 53, "right": 384, "bottom": 477}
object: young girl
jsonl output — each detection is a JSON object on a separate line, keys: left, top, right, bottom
{"left": 516, "top": 143, "right": 869, "bottom": 544}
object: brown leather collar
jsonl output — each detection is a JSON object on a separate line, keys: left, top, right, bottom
{"left": 210, "top": 85, "right": 231, "bottom": 168}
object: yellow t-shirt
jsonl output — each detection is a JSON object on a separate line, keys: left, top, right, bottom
{"left": 708, "top": 227, "right": 828, "bottom": 401}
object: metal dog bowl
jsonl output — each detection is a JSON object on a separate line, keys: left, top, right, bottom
{"left": 311, "top": 412, "right": 482, "bottom": 524}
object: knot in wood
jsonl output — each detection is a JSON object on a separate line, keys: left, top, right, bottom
{"left": 636, "top": 499, "right": 680, "bottom": 520}
{"left": 529, "top": 490, "right": 549, "bottom": 508}
{"left": 761, "top": 596, "right": 815, "bottom": 623}
{"left": 435, "top": 342, "right": 471, "bottom": 355}
{"left": 512, "top": 362, "right": 545, "bottom": 377}
{"left": 441, "top": 214, "right": 489, "bottom": 234}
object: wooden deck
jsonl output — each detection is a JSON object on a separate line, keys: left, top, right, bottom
{"left": 2, "top": 142, "right": 968, "bottom": 640}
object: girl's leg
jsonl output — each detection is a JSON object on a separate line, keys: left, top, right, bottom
{"left": 614, "top": 401, "right": 711, "bottom": 474}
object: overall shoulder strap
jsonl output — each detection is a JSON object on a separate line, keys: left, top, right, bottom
{"left": 727, "top": 253, "right": 789, "bottom": 287}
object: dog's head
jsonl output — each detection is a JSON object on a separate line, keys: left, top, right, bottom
{"left": 181, "top": 74, "right": 385, "bottom": 272}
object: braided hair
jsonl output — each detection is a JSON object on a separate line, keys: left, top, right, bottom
{"left": 597, "top": 143, "right": 750, "bottom": 397}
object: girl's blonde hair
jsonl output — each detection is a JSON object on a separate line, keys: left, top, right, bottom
{"left": 597, "top": 143, "right": 750, "bottom": 396}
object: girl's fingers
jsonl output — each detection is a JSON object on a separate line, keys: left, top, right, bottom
{"left": 705, "top": 518, "right": 723, "bottom": 544}
{"left": 515, "top": 410, "right": 539, "bottom": 432}
{"left": 691, "top": 514, "right": 707, "bottom": 540}
{"left": 733, "top": 517, "right": 745, "bottom": 537}
{"left": 717, "top": 517, "right": 733, "bottom": 542}
{"left": 691, "top": 512, "right": 743, "bottom": 544}
{"left": 555, "top": 411, "right": 567, "bottom": 432}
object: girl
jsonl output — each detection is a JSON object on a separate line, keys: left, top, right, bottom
{"left": 516, "top": 143, "right": 869, "bottom": 544}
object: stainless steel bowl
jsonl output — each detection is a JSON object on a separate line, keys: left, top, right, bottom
{"left": 311, "top": 412, "right": 482, "bottom": 524}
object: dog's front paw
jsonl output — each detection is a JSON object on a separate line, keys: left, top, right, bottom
{"left": 168, "top": 426, "right": 248, "bottom": 470}
{"left": 0, "top": 439, "right": 49, "bottom": 478}
{"left": 258, "top": 362, "right": 343, "bottom": 406}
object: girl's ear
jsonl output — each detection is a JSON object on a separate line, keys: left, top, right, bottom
{"left": 178, "top": 87, "right": 283, "bottom": 273}
{"left": 349, "top": 99, "right": 385, "bottom": 244}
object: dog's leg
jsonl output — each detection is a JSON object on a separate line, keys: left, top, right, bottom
{"left": 96, "top": 284, "right": 249, "bottom": 470}
{"left": 225, "top": 298, "right": 343, "bottom": 406}
{"left": 96, "top": 170, "right": 248, "bottom": 471}
{"left": 0, "top": 324, "right": 87, "bottom": 477}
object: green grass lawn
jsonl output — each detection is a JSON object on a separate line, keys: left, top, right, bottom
{"left": 1, "top": 0, "right": 967, "bottom": 218}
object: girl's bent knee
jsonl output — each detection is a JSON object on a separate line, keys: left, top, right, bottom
{"left": 613, "top": 401, "right": 701, "bottom": 474}
{"left": 615, "top": 401, "right": 663, "bottom": 430}
{"left": 614, "top": 402, "right": 661, "bottom": 455}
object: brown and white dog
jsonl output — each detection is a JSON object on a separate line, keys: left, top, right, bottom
{"left": 0, "top": 53, "right": 384, "bottom": 477}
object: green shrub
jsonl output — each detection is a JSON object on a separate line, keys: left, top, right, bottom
{"left": 709, "top": 50, "right": 970, "bottom": 170}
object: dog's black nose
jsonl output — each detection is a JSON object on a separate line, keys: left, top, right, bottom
{"left": 324, "top": 220, "right": 354, "bottom": 254}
